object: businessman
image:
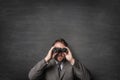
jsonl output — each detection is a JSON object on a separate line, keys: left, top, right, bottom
{"left": 28, "top": 38, "right": 91, "bottom": 80}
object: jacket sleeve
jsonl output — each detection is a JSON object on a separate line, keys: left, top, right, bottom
{"left": 72, "top": 59, "right": 91, "bottom": 80}
{"left": 28, "top": 59, "right": 48, "bottom": 80}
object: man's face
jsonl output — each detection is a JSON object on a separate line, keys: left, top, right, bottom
{"left": 53, "top": 42, "right": 66, "bottom": 62}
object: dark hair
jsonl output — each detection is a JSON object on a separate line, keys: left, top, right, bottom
{"left": 52, "top": 38, "right": 68, "bottom": 47}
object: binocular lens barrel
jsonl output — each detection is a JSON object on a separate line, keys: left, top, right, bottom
{"left": 52, "top": 48, "right": 67, "bottom": 53}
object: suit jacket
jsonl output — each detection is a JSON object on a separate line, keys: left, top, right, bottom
{"left": 28, "top": 59, "right": 91, "bottom": 80}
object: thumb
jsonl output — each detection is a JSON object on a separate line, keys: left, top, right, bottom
{"left": 52, "top": 53, "right": 57, "bottom": 58}
{"left": 64, "top": 52, "right": 67, "bottom": 56}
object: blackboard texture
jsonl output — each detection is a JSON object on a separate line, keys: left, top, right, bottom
{"left": 0, "top": 0, "right": 120, "bottom": 80}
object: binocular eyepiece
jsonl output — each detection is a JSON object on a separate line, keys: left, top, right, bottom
{"left": 52, "top": 48, "right": 68, "bottom": 53}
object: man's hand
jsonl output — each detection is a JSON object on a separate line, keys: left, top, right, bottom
{"left": 64, "top": 47, "right": 75, "bottom": 65}
{"left": 44, "top": 47, "right": 57, "bottom": 63}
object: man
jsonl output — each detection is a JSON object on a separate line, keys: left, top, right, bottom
{"left": 28, "top": 38, "right": 91, "bottom": 80}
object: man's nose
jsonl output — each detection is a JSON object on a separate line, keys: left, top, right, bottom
{"left": 58, "top": 53, "right": 62, "bottom": 55}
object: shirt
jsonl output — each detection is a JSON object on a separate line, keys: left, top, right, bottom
{"left": 55, "top": 60, "right": 64, "bottom": 70}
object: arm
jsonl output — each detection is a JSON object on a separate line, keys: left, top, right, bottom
{"left": 64, "top": 47, "right": 91, "bottom": 80}
{"left": 72, "top": 59, "right": 91, "bottom": 80}
{"left": 28, "top": 59, "right": 48, "bottom": 80}
{"left": 28, "top": 47, "right": 55, "bottom": 80}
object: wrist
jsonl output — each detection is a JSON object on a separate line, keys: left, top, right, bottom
{"left": 44, "top": 57, "right": 50, "bottom": 63}
{"left": 70, "top": 58, "right": 75, "bottom": 65}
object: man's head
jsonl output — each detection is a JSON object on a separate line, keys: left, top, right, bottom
{"left": 52, "top": 38, "right": 68, "bottom": 62}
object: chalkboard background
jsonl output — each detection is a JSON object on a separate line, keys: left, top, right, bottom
{"left": 0, "top": 0, "right": 120, "bottom": 80}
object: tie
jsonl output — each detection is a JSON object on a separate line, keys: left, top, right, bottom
{"left": 58, "top": 63, "right": 61, "bottom": 77}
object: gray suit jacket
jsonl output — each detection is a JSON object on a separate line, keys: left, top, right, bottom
{"left": 28, "top": 59, "right": 91, "bottom": 80}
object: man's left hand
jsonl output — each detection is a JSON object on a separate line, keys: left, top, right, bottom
{"left": 64, "top": 47, "right": 75, "bottom": 65}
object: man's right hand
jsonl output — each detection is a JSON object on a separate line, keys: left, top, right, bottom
{"left": 44, "top": 47, "right": 57, "bottom": 63}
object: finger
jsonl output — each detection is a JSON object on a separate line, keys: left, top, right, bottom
{"left": 48, "top": 46, "right": 55, "bottom": 54}
{"left": 52, "top": 53, "right": 57, "bottom": 58}
{"left": 65, "top": 47, "right": 70, "bottom": 51}
{"left": 64, "top": 52, "right": 67, "bottom": 56}
{"left": 65, "top": 47, "right": 73, "bottom": 56}
{"left": 50, "top": 46, "right": 55, "bottom": 51}
{"left": 65, "top": 47, "right": 70, "bottom": 53}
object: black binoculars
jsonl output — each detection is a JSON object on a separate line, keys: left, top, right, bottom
{"left": 52, "top": 48, "right": 68, "bottom": 53}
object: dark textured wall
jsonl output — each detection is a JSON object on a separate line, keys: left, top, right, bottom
{"left": 0, "top": 0, "right": 120, "bottom": 80}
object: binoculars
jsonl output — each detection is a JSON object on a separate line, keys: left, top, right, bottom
{"left": 52, "top": 48, "right": 68, "bottom": 53}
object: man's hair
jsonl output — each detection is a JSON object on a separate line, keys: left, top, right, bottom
{"left": 52, "top": 38, "right": 68, "bottom": 47}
